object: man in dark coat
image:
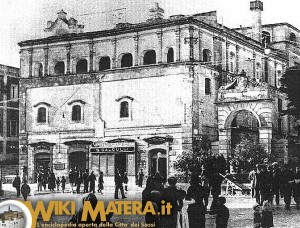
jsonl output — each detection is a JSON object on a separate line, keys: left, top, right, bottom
{"left": 281, "top": 164, "right": 294, "bottom": 210}
{"left": 115, "top": 169, "right": 126, "bottom": 199}
{"left": 161, "top": 177, "right": 183, "bottom": 228}
{"left": 82, "top": 169, "right": 89, "bottom": 193}
{"left": 138, "top": 169, "right": 144, "bottom": 188}
{"left": 88, "top": 171, "right": 96, "bottom": 193}
{"left": 271, "top": 162, "right": 281, "bottom": 205}
{"left": 13, "top": 174, "right": 21, "bottom": 197}
{"left": 76, "top": 172, "right": 82, "bottom": 194}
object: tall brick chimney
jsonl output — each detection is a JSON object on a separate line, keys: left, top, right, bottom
{"left": 250, "top": 0, "right": 263, "bottom": 42}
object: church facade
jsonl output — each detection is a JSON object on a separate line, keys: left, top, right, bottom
{"left": 18, "top": 1, "right": 299, "bottom": 182}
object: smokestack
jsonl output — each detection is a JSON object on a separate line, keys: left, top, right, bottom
{"left": 250, "top": 0, "right": 263, "bottom": 42}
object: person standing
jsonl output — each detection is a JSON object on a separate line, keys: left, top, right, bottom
{"left": 21, "top": 179, "right": 31, "bottom": 201}
{"left": 82, "top": 169, "right": 89, "bottom": 193}
{"left": 138, "top": 169, "right": 144, "bottom": 188}
{"left": 248, "top": 167, "right": 257, "bottom": 199}
{"left": 61, "top": 176, "right": 66, "bottom": 193}
{"left": 212, "top": 197, "right": 229, "bottom": 228}
{"left": 281, "top": 164, "right": 294, "bottom": 210}
{"left": 89, "top": 171, "right": 96, "bottom": 193}
{"left": 76, "top": 172, "right": 82, "bottom": 194}
{"left": 185, "top": 175, "right": 206, "bottom": 228}
{"left": 123, "top": 172, "right": 129, "bottom": 191}
{"left": 13, "top": 173, "right": 21, "bottom": 197}
{"left": 292, "top": 167, "right": 300, "bottom": 209}
{"left": 56, "top": 177, "right": 61, "bottom": 191}
{"left": 115, "top": 169, "right": 126, "bottom": 199}
{"left": 161, "top": 177, "right": 183, "bottom": 228}
{"left": 37, "top": 171, "right": 43, "bottom": 192}
{"left": 271, "top": 162, "right": 281, "bottom": 206}
{"left": 98, "top": 171, "right": 104, "bottom": 194}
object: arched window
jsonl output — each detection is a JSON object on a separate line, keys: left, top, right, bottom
{"left": 290, "top": 33, "right": 297, "bottom": 42}
{"left": 203, "top": 49, "right": 212, "bottom": 62}
{"left": 54, "top": 61, "right": 65, "bottom": 75}
{"left": 120, "top": 101, "right": 129, "bottom": 118}
{"left": 37, "top": 107, "right": 47, "bottom": 123}
{"left": 121, "top": 53, "right": 133, "bottom": 68}
{"left": 76, "top": 59, "right": 88, "bottom": 74}
{"left": 167, "top": 48, "right": 174, "bottom": 63}
{"left": 99, "top": 57, "right": 111, "bottom": 70}
{"left": 72, "top": 105, "right": 81, "bottom": 121}
{"left": 262, "top": 31, "right": 271, "bottom": 47}
{"left": 38, "top": 64, "right": 43, "bottom": 77}
{"left": 230, "top": 52, "right": 235, "bottom": 73}
{"left": 143, "top": 50, "right": 156, "bottom": 65}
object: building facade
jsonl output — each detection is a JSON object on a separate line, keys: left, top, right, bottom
{"left": 0, "top": 65, "right": 19, "bottom": 179}
{"left": 18, "top": 1, "right": 299, "bottom": 182}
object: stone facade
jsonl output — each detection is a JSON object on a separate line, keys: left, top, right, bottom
{"left": 18, "top": 2, "right": 300, "bottom": 182}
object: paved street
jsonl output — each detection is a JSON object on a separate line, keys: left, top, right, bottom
{"left": 1, "top": 183, "right": 300, "bottom": 227}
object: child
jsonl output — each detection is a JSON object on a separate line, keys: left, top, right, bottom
{"left": 261, "top": 201, "right": 274, "bottom": 228}
{"left": 56, "top": 177, "right": 61, "bottom": 191}
{"left": 61, "top": 176, "right": 66, "bottom": 193}
{"left": 253, "top": 203, "right": 262, "bottom": 228}
{"left": 21, "top": 179, "right": 31, "bottom": 201}
{"left": 215, "top": 197, "right": 229, "bottom": 228}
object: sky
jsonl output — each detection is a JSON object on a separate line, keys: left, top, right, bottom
{"left": 1, "top": 0, "right": 300, "bottom": 68}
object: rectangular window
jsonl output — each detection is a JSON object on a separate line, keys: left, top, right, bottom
{"left": 10, "top": 84, "right": 18, "bottom": 100}
{"left": 8, "top": 120, "right": 18, "bottom": 137}
{"left": 205, "top": 78, "right": 211, "bottom": 95}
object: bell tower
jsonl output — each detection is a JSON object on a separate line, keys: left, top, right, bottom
{"left": 250, "top": 0, "right": 263, "bottom": 42}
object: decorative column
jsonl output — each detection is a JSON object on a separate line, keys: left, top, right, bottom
{"left": 236, "top": 45, "right": 240, "bottom": 74}
{"left": 28, "top": 48, "right": 33, "bottom": 77}
{"left": 157, "top": 30, "right": 163, "bottom": 63}
{"left": 112, "top": 37, "right": 117, "bottom": 68}
{"left": 175, "top": 27, "right": 181, "bottom": 62}
{"left": 88, "top": 40, "right": 94, "bottom": 72}
{"left": 133, "top": 34, "right": 139, "bottom": 66}
{"left": 188, "top": 26, "right": 195, "bottom": 61}
{"left": 43, "top": 46, "right": 49, "bottom": 76}
{"left": 198, "top": 30, "right": 203, "bottom": 61}
{"left": 274, "top": 61, "right": 278, "bottom": 88}
{"left": 252, "top": 52, "right": 256, "bottom": 80}
{"left": 66, "top": 43, "right": 71, "bottom": 74}
{"left": 225, "top": 41, "right": 230, "bottom": 72}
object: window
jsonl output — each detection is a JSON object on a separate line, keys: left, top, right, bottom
{"left": 35, "top": 63, "right": 43, "bottom": 77}
{"left": 54, "top": 61, "right": 65, "bottom": 75}
{"left": 167, "top": 48, "right": 174, "bottom": 63}
{"left": 120, "top": 101, "right": 129, "bottom": 118}
{"left": 278, "top": 98, "right": 283, "bottom": 112}
{"left": 37, "top": 107, "right": 47, "bottom": 123}
{"left": 10, "top": 84, "right": 18, "bottom": 100}
{"left": 121, "top": 53, "right": 133, "bottom": 68}
{"left": 262, "top": 31, "right": 271, "bottom": 47}
{"left": 203, "top": 49, "right": 212, "bottom": 62}
{"left": 8, "top": 120, "right": 18, "bottom": 137}
{"left": 230, "top": 52, "right": 235, "bottom": 73}
{"left": 205, "top": 78, "right": 211, "bottom": 95}
{"left": 72, "top": 105, "right": 81, "bottom": 121}
{"left": 76, "top": 59, "right": 88, "bottom": 73}
{"left": 143, "top": 50, "right": 156, "bottom": 65}
{"left": 256, "top": 63, "right": 261, "bottom": 81}
{"left": 278, "top": 118, "right": 282, "bottom": 133}
{"left": 99, "top": 57, "right": 111, "bottom": 70}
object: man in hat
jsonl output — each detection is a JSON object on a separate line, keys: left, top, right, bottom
{"left": 271, "top": 162, "right": 281, "bottom": 206}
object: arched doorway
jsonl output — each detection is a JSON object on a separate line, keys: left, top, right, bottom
{"left": 231, "top": 110, "right": 259, "bottom": 152}
{"left": 149, "top": 149, "right": 167, "bottom": 179}
{"left": 69, "top": 151, "right": 86, "bottom": 173}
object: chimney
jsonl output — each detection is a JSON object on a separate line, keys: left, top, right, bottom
{"left": 149, "top": 2, "right": 164, "bottom": 20}
{"left": 250, "top": 0, "right": 263, "bottom": 42}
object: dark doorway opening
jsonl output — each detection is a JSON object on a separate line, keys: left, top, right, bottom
{"left": 115, "top": 153, "right": 126, "bottom": 174}
{"left": 150, "top": 150, "right": 167, "bottom": 180}
{"left": 69, "top": 151, "right": 86, "bottom": 173}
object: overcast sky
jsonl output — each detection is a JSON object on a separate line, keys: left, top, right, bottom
{"left": 1, "top": 0, "right": 300, "bottom": 68}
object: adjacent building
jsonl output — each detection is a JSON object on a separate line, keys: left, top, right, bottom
{"left": 0, "top": 65, "right": 19, "bottom": 179}
{"left": 18, "top": 1, "right": 300, "bottom": 182}
{"left": 0, "top": 206, "right": 24, "bottom": 228}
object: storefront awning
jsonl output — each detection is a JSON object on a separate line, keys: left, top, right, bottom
{"left": 143, "top": 136, "right": 173, "bottom": 145}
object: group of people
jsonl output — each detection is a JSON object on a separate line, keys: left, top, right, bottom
{"left": 142, "top": 173, "right": 229, "bottom": 228}
{"left": 37, "top": 169, "right": 67, "bottom": 192}
{"left": 249, "top": 162, "right": 300, "bottom": 210}
{"left": 12, "top": 173, "right": 31, "bottom": 201}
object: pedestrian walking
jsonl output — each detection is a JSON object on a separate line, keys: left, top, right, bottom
{"left": 82, "top": 169, "right": 89, "bottom": 193}
{"left": 153, "top": 171, "right": 164, "bottom": 193}
{"left": 123, "top": 172, "right": 129, "bottom": 191}
{"left": 48, "top": 171, "right": 56, "bottom": 191}
{"left": 61, "top": 176, "right": 66, "bottom": 193}
{"left": 114, "top": 169, "right": 126, "bottom": 199}
{"left": 21, "top": 179, "right": 31, "bottom": 201}
{"left": 281, "top": 165, "right": 294, "bottom": 210}
{"left": 138, "top": 169, "right": 144, "bottom": 188}
{"left": 248, "top": 167, "right": 257, "bottom": 199}
{"left": 98, "top": 171, "right": 104, "bottom": 194}
{"left": 89, "top": 171, "right": 96, "bottom": 193}
{"left": 37, "top": 171, "right": 43, "bottom": 191}
{"left": 56, "top": 177, "right": 61, "bottom": 191}
{"left": 13, "top": 174, "right": 21, "bottom": 197}
{"left": 76, "top": 172, "right": 82, "bottom": 194}
{"left": 271, "top": 162, "right": 281, "bottom": 206}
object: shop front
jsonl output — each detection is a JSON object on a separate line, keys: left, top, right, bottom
{"left": 89, "top": 139, "right": 136, "bottom": 178}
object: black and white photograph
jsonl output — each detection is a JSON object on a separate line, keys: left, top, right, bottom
{"left": 1, "top": 0, "right": 300, "bottom": 227}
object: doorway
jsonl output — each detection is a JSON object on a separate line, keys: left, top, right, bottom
{"left": 149, "top": 149, "right": 167, "bottom": 179}
{"left": 115, "top": 153, "right": 126, "bottom": 174}
{"left": 69, "top": 151, "right": 86, "bottom": 173}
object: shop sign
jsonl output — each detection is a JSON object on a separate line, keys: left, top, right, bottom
{"left": 90, "top": 142, "right": 135, "bottom": 153}
{"left": 54, "top": 163, "right": 65, "bottom": 170}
